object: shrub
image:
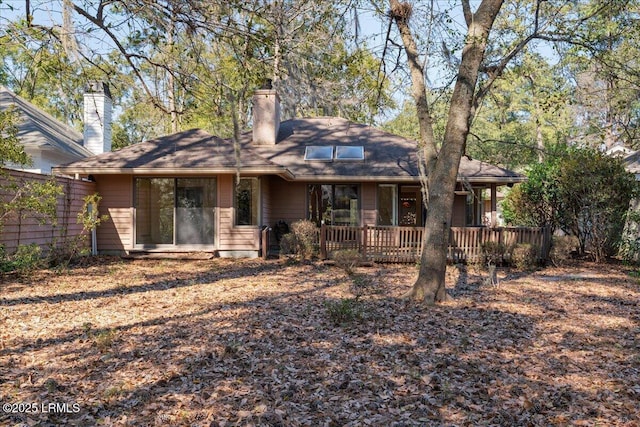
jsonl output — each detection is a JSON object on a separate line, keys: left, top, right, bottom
{"left": 279, "top": 233, "right": 297, "bottom": 255}
{"left": 290, "top": 220, "right": 318, "bottom": 258}
{"left": 93, "top": 329, "right": 117, "bottom": 353}
{"left": 504, "top": 146, "right": 638, "bottom": 262}
{"left": 279, "top": 220, "right": 319, "bottom": 259}
{"left": 480, "top": 241, "right": 506, "bottom": 266}
{"left": 619, "top": 209, "right": 640, "bottom": 264}
{"left": 549, "top": 235, "right": 578, "bottom": 266}
{"left": 325, "top": 298, "right": 363, "bottom": 326}
{"left": 332, "top": 249, "right": 361, "bottom": 275}
{"left": 0, "top": 243, "right": 44, "bottom": 274}
{"left": 510, "top": 243, "right": 539, "bottom": 271}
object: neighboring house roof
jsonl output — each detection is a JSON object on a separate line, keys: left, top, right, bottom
{"left": 623, "top": 150, "right": 640, "bottom": 178}
{"left": 0, "top": 85, "right": 93, "bottom": 160}
{"left": 606, "top": 144, "right": 635, "bottom": 158}
{"left": 55, "top": 116, "right": 524, "bottom": 184}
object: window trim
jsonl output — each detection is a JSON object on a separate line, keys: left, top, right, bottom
{"left": 307, "top": 183, "right": 361, "bottom": 226}
{"left": 133, "top": 177, "right": 217, "bottom": 248}
{"left": 335, "top": 145, "right": 365, "bottom": 161}
{"left": 304, "top": 146, "right": 334, "bottom": 161}
{"left": 234, "top": 177, "right": 261, "bottom": 227}
{"left": 377, "top": 184, "right": 398, "bottom": 226}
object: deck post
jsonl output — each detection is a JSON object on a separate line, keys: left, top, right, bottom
{"left": 320, "top": 224, "right": 327, "bottom": 259}
{"left": 362, "top": 224, "right": 368, "bottom": 260}
{"left": 261, "top": 227, "right": 270, "bottom": 260}
{"left": 490, "top": 183, "right": 498, "bottom": 227}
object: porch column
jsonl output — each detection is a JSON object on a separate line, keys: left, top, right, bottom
{"left": 490, "top": 184, "right": 497, "bottom": 227}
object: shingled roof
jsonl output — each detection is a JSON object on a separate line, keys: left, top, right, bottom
{"left": 57, "top": 128, "right": 291, "bottom": 177}
{"left": 246, "top": 117, "right": 523, "bottom": 183}
{"left": 56, "top": 116, "right": 524, "bottom": 184}
{"left": 0, "top": 85, "right": 92, "bottom": 159}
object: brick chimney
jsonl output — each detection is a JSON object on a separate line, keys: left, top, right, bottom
{"left": 252, "top": 84, "right": 280, "bottom": 145}
{"left": 83, "top": 81, "right": 112, "bottom": 155}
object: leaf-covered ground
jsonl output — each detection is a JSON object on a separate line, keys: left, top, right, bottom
{"left": 1, "top": 257, "right": 639, "bottom": 426}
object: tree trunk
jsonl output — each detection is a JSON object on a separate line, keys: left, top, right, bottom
{"left": 392, "top": 0, "right": 504, "bottom": 303}
{"left": 407, "top": 182, "right": 453, "bottom": 303}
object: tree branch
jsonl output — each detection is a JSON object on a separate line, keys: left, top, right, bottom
{"left": 389, "top": 0, "right": 437, "bottom": 167}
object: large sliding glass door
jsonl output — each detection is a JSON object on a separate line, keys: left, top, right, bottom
{"left": 135, "top": 178, "right": 174, "bottom": 245}
{"left": 135, "top": 178, "right": 216, "bottom": 247}
{"left": 176, "top": 178, "right": 216, "bottom": 245}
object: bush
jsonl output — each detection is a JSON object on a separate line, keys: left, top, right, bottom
{"left": 504, "top": 146, "right": 638, "bottom": 262}
{"left": 332, "top": 249, "right": 361, "bottom": 275}
{"left": 325, "top": 298, "right": 363, "bottom": 326}
{"left": 290, "top": 220, "right": 318, "bottom": 258}
{"left": 279, "top": 233, "right": 297, "bottom": 255}
{"left": 480, "top": 241, "right": 506, "bottom": 266}
{"left": 0, "top": 243, "right": 44, "bottom": 274}
{"left": 279, "top": 220, "right": 319, "bottom": 259}
{"left": 549, "top": 235, "right": 578, "bottom": 266}
{"left": 510, "top": 243, "right": 539, "bottom": 271}
{"left": 619, "top": 209, "right": 640, "bottom": 264}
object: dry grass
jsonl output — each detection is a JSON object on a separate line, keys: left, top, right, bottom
{"left": 1, "top": 257, "right": 639, "bottom": 426}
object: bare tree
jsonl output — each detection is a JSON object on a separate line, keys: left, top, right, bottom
{"left": 387, "top": 0, "right": 594, "bottom": 303}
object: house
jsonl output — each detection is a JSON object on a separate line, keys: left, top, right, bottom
{"left": 622, "top": 149, "right": 640, "bottom": 181}
{"left": 0, "top": 83, "right": 111, "bottom": 173}
{"left": 606, "top": 144, "right": 635, "bottom": 159}
{"left": 54, "top": 88, "right": 525, "bottom": 258}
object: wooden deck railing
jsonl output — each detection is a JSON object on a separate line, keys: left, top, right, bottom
{"left": 319, "top": 224, "right": 551, "bottom": 263}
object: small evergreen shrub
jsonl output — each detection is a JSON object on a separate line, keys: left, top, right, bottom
{"left": 511, "top": 243, "right": 539, "bottom": 271}
{"left": 325, "top": 298, "right": 363, "bottom": 326}
{"left": 279, "top": 233, "right": 297, "bottom": 255}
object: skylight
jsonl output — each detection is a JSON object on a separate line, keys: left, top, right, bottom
{"left": 335, "top": 145, "right": 365, "bottom": 160}
{"left": 304, "top": 146, "right": 333, "bottom": 161}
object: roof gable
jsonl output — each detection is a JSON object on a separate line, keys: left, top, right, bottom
{"left": 0, "top": 85, "right": 92, "bottom": 159}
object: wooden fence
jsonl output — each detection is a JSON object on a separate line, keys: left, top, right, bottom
{"left": 0, "top": 169, "right": 96, "bottom": 255}
{"left": 317, "top": 224, "right": 551, "bottom": 263}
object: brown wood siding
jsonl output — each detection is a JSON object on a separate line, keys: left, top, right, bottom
{"left": 0, "top": 169, "right": 96, "bottom": 254}
{"left": 261, "top": 176, "right": 273, "bottom": 227}
{"left": 267, "top": 178, "right": 307, "bottom": 226}
{"left": 452, "top": 195, "right": 466, "bottom": 227}
{"left": 94, "top": 174, "right": 132, "bottom": 251}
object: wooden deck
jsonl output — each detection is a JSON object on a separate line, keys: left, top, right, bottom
{"left": 314, "top": 225, "right": 551, "bottom": 263}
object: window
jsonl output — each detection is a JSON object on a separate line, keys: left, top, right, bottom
{"left": 235, "top": 177, "right": 259, "bottom": 225}
{"left": 304, "top": 145, "right": 365, "bottom": 161}
{"left": 308, "top": 184, "right": 359, "bottom": 226}
{"left": 378, "top": 184, "right": 397, "bottom": 225}
{"left": 304, "top": 146, "right": 333, "bottom": 161}
{"left": 465, "top": 188, "right": 484, "bottom": 226}
{"left": 135, "top": 178, "right": 216, "bottom": 246}
{"left": 335, "top": 145, "right": 364, "bottom": 160}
